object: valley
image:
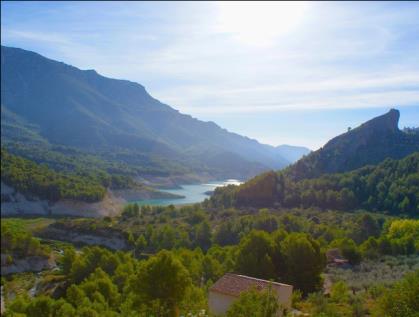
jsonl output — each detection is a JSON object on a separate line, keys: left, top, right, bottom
{"left": 1, "top": 46, "right": 418, "bottom": 317}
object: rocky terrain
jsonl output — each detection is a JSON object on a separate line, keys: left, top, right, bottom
{"left": 1, "top": 182, "right": 181, "bottom": 217}
{"left": 1, "top": 254, "right": 55, "bottom": 275}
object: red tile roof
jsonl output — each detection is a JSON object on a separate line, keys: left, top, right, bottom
{"left": 209, "top": 273, "right": 291, "bottom": 297}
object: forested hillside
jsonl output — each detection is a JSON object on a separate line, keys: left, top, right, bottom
{"left": 1, "top": 149, "right": 106, "bottom": 202}
{"left": 208, "top": 153, "right": 419, "bottom": 216}
{"left": 2, "top": 205, "right": 418, "bottom": 316}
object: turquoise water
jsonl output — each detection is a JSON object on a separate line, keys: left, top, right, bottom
{"left": 132, "top": 179, "right": 242, "bottom": 206}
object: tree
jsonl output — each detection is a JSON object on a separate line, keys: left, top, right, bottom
{"left": 353, "top": 214, "right": 381, "bottom": 243}
{"left": 201, "top": 255, "right": 223, "bottom": 283}
{"left": 62, "top": 246, "right": 76, "bottom": 275}
{"left": 194, "top": 220, "right": 212, "bottom": 251}
{"left": 226, "top": 286, "right": 279, "bottom": 317}
{"left": 135, "top": 250, "right": 191, "bottom": 317}
{"left": 280, "top": 233, "right": 325, "bottom": 294}
{"left": 386, "top": 219, "right": 419, "bottom": 254}
{"left": 235, "top": 230, "right": 276, "bottom": 280}
{"left": 135, "top": 234, "right": 147, "bottom": 257}
{"left": 79, "top": 268, "right": 120, "bottom": 308}
{"left": 236, "top": 171, "right": 279, "bottom": 207}
{"left": 330, "top": 280, "right": 350, "bottom": 303}
{"left": 214, "top": 221, "right": 239, "bottom": 246}
{"left": 253, "top": 214, "right": 278, "bottom": 233}
{"left": 377, "top": 270, "right": 419, "bottom": 317}
{"left": 331, "top": 238, "right": 362, "bottom": 265}
{"left": 25, "top": 296, "right": 53, "bottom": 317}
{"left": 360, "top": 237, "right": 380, "bottom": 259}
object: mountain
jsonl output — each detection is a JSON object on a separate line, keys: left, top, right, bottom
{"left": 1, "top": 46, "right": 299, "bottom": 180}
{"left": 207, "top": 110, "right": 419, "bottom": 214}
{"left": 285, "top": 109, "right": 419, "bottom": 180}
{"left": 275, "top": 144, "right": 311, "bottom": 163}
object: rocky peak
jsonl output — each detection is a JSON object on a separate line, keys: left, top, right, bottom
{"left": 359, "top": 108, "right": 400, "bottom": 133}
{"left": 285, "top": 108, "right": 418, "bottom": 180}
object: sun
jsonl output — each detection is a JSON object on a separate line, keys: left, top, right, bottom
{"left": 216, "top": 1, "right": 310, "bottom": 47}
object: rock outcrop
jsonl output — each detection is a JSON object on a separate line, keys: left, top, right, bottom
{"left": 1, "top": 254, "right": 55, "bottom": 275}
{"left": 1, "top": 182, "right": 124, "bottom": 217}
{"left": 39, "top": 227, "right": 129, "bottom": 250}
{"left": 286, "top": 109, "right": 419, "bottom": 180}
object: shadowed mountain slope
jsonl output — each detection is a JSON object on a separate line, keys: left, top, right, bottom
{"left": 1, "top": 46, "right": 307, "bottom": 180}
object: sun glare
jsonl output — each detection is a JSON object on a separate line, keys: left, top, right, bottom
{"left": 216, "top": 1, "right": 310, "bottom": 47}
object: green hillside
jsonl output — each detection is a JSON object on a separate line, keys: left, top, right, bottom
{"left": 1, "top": 149, "right": 106, "bottom": 202}
{"left": 208, "top": 153, "right": 419, "bottom": 216}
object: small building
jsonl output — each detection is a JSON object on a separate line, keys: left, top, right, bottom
{"left": 208, "top": 273, "right": 293, "bottom": 316}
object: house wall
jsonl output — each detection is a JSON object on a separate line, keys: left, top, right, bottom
{"left": 208, "top": 284, "right": 293, "bottom": 317}
{"left": 208, "top": 291, "right": 237, "bottom": 316}
{"left": 272, "top": 284, "right": 293, "bottom": 310}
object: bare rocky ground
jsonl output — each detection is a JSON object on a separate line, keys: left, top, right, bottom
{"left": 1, "top": 254, "right": 56, "bottom": 276}
{"left": 1, "top": 182, "right": 181, "bottom": 218}
{"left": 39, "top": 227, "right": 129, "bottom": 250}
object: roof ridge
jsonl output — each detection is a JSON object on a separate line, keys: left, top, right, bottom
{"left": 234, "top": 273, "right": 291, "bottom": 287}
{"left": 210, "top": 272, "right": 292, "bottom": 295}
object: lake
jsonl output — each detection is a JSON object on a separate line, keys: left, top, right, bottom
{"left": 132, "top": 179, "right": 242, "bottom": 206}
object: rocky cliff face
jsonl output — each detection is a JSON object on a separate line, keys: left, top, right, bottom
{"left": 38, "top": 221, "right": 129, "bottom": 250}
{"left": 286, "top": 109, "right": 419, "bottom": 180}
{"left": 1, "top": 254, "right": 55, "bottom": 275}
{"left": 1, "top": 182, "right": 124, "bottom": 217}
{"left": 360, "top": 108, "right": 400, "bottom": 132}
{"left": 39, "top": 227, "right": 129, "bottom": 250}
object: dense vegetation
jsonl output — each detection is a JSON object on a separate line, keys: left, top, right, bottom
{"left": 2, "top": 44, "right": 419, "bottom": 317}
{"left": 1, "top": 149, "right": 106, "bottom": 202}
{"left": 46, "top": 204, "right": 419, "bottom": 263}
{"left": 2, "top": 147, "right": 418, "bottom": 315}
{"left": 1, "top": 219, "right": 49, "bottom": 259}
{"left": 2, "top": 209, "right": 418, "bottom": 316}
{"left": 4, "top": 141, "right": 189, "bottom": 179}
{"left": 294, "top": 270, "right": 419, "bottom": 317}
{"left": 208, "top": 153, "right": 419, "bottom": 216}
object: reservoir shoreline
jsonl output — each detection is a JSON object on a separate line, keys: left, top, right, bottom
{"left": 130, "top": 179, "right": 242, "bottom": 206}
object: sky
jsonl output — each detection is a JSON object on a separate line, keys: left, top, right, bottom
{"left": 2, "top": 1, "right": 419, "bottom": 149}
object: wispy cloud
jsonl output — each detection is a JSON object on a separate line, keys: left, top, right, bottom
{"left": 1, "top": 1, "right": 418, "bottom": 148}
{"left": 3, "top": 30, "right": 72, "bottom": 45}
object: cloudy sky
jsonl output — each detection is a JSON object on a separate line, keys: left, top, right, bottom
{"left": 2, "top": 1, "right": 419, "bottom": 149}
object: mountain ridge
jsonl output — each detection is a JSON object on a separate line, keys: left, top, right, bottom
{"left": 207, "top": 109, "right": 419, "bottom": 214}
{"left": 1, "top": 45, "right": 309, "bottom": 180}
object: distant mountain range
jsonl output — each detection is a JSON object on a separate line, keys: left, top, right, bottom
{"left": 1, "top": 46, "right": 308, "bottom": 180}
{"left": 275, "top": 145, "right": 311, "bottom": 164}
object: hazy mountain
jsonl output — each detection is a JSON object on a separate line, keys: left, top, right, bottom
{"left": 1, "top": 46, "right": 297, "bottom": 180}
{"left": 285, "top": 109, "right": 419, "bottom": 180}
{"left": 275, "top": 144, "right": 311, "bottom": 163}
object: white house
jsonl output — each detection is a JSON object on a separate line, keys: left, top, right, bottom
{"left": 208, "top": 273, "right": 293, "bottom": 316}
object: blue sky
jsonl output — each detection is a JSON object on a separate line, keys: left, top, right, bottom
{"left": 2, "top": 1, "right": 419, "bottom": 149}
